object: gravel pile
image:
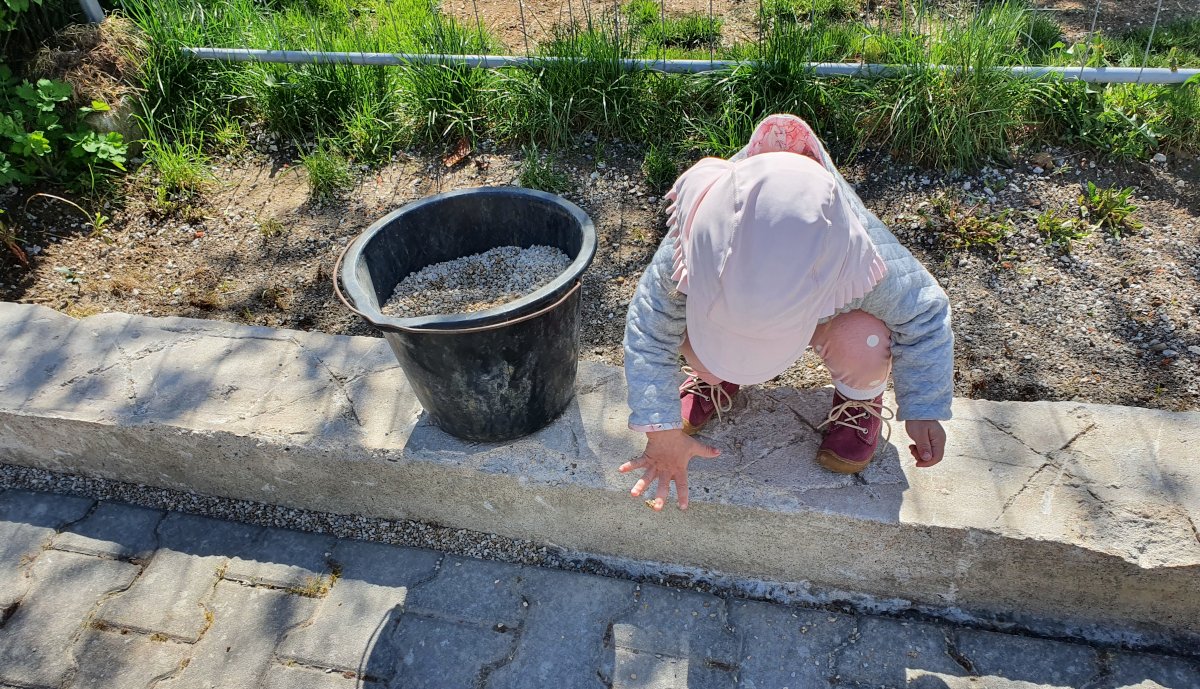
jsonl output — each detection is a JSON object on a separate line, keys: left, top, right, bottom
{"left": 382, "top": 245, "right": 571, "bottom": 318}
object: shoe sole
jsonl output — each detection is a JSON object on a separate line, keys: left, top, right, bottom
{"left": 816, "top": 449, "right": 872, "bottom": 474}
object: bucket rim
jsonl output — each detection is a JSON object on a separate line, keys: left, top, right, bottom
{"left": 339, "top": 185, "right": 596, "bottom": 332}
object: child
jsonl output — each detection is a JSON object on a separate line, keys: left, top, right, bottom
{"left": 621, "top": 114, "right": 954, "bottom": 511}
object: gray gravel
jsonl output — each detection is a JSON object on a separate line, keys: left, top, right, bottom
{"left": 382, "top": 245, "right": 571, "bottom": 318}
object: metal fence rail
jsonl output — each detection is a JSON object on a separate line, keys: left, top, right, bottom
{"left": 184, "top": 47, "right": 1200, "bottom": 85}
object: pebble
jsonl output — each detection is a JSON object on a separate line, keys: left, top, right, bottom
{"left": 1153, "top": 153, "right": 1167, "bottom": 164}
{"left": 1162, "top": 350, "right": 1178, "bottom": 358}
{"left": 1189, "top": 346, "right": 1200, "bottom": 356}
{"left": 382, "top": 246, "right": 571, "bottom": 318}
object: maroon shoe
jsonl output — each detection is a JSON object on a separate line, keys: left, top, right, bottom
{"left": 680, "top": 368, "right": 739, "bottom": 435}
{"left": 816, "top": 391, "right": 893, "bottom": 474}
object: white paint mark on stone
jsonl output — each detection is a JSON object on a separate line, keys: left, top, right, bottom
{"left": 483, "top": 501, "right": 496, "bottom": 511}
{"left": 534, "top": 495, "right": 556, "bottom": 511}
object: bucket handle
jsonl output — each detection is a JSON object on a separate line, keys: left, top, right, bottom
{"left": 333, "top": 241, "right": 584, "bottom": 335}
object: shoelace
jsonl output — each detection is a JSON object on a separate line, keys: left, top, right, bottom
{"left": 818, "top": 397, "right": 894, "bottom": 442}
{"left": 680, "top": 366, "right": 735, "bottom": 423}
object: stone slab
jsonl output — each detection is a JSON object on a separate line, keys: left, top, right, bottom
{"left": 836, "top": 617, "right": 966, "bottom": 688}
{"left": 70, "top": 629, "right": 191, "bottom": 689}
{"left": 403, "top": 556, "right": 525, "bottom": 628}
{"left": 954, "top": 629, "right": 1099, "bottom": 689}
{"left": 0, "top": 490, "right": 93, "bottom": 608}
{"left": 277, "top": 540, "right": 442, "bottom": 674}
{"left": 484, "top": 567, "right": 636, "bottom": 689}
{"left": 729, "top": 601, "right": 854, "bottom": 689}
{"left": 262, "top": 663, "right": 385, "bottom": 689}
{"left": 610, "top": 647, "right": 736, "bottom": 689}
{"left": 389, "top": 616, "right": 516, "bottom": 689}
{"left": 224, "top": 527, "right": 336, "bottom": 590}
{"left": 51, "top": 500, "right": 163, "bottom": 561}
{"left": 98, "top": 512, "right": 262, "bottom": 641}
{"left": 1100, "top": 653, "right": 1200, "bottom": 689}
{"left": 612, "top": 586, "right": 740, "bottom": 667}
{"left": 158, "top": 581, "right": 314, "bottom": 689}
{"left": 0, "top": 549, "right": 139, "bottom": 688}
{"left": 1, "top": 303, "right": 1198, "bottom": 647}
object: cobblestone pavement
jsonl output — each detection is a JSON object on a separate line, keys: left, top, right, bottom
{"left": 1, "top": 489, "right": 1197, "bottom": 689}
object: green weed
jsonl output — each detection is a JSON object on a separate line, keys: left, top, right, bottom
{"left": 760, "top": 0, "right": 860, "bottom": 25}
{"left": 642, "top": 143, "right": 680, "bottom": 192}
{"left": 920, "top": 195, "right": 1013, "bottom": 252}
{"left": 301, "top": 145, "right": 353, "bottom": 200}
{"left": 1035, "top": 206, "right": 1090, "bottom": 250}
{"left": 1079, "top": 181, "right": 1141, "bottom": 236}
{"left": 624, "top": 0, "right": 659, "bottom": 29}
{"left": 143, "top": 136, "right": 208, "bottom": 194}
{"left": 518, "top": 146, "right": 570, "bottom": 194}
{"left": 641, "top": 15, "right": 723, "bottom": 51}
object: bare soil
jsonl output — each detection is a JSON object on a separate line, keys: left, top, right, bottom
{"left": 3, "top": 138, "right": 1197, "bottom": 411}
{"left": 445, "top": 0, "right": 1191, "bottom": 57}
{"left": 1029, "top": 0, "right": 1196, "bottom": 42}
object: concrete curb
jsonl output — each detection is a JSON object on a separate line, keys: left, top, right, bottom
{"left": 1, "top": 303, "right": 1197, "bottom": 646}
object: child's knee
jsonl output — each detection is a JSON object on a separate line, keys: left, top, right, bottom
{"left": 812, "top": 311, "right": 892, "bottom": 379}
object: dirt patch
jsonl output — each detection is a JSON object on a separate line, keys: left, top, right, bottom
{"left": 443, "top": 0, "right": 763, "bottom": 53}
{"left": 2, "top": 139, "right": 1198, "bottom": 411}
{"left": 1029, "top": 0, "right": 1194, "bottom": 42}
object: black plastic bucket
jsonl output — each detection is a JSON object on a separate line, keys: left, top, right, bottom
{"left": 336, "top": 187, "right": 597, "bottom": 442}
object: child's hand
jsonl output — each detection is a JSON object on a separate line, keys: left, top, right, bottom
{"left": 905, "top": 420, "right": 946, "bottom": 467}
{"left": 619, "top": 429, "right": 721, "bottom": 511}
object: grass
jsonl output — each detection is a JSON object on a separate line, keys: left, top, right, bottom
{"left": 117, "top": 0, "right": 1200, "bottom": 199}
{"left": 642, "top": 143, "right": 680, "bottom": 192}
{"left": 301, "top": 145, "right": 353, "bottom": 200}
{"left": 760, "top": 0, "right": 860, "bottom": 25}
{"left": 518, "top": 146, "right": 571, "bottom": 194}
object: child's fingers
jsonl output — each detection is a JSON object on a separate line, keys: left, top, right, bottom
{"left": 676, "top": 473, "right": 689, "bottom": 511}
{"left": 631, "top": 468, "right": 657, "bottom": 497}
{"left": 619, "top": 457, "right": 649, "bottom": 473}
{"left": 650, "top": 479, "right": 671, "bottom": 511}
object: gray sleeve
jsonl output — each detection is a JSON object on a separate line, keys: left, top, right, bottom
{"left": 623, "top": 236, "right": 687, "bottom": 431}
{"left": 849, "top": 205, "right": 955, "bottom": 422}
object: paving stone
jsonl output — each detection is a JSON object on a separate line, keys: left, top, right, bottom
{"left": 70, "top": 628, "right": 191, "bottom": 689}
{"left": 262, "top": 663, "right": 385, "bottom": 689}
{"left": 836, "top": 617, "right": 967, "bottom": 688}
{"left": 225, "top": 527, "right": 336, "bottom": 590}
{"left": 403, "top": 555, "right": 524, "bottom": 627}
{"left": 486, "top": 567, "right": 636, "bottom": 689}
{"left": 953, "top": 629, "right": 1100, "bottom": 688}
{"left": 98, "top": 513, "right": 262, "bottom": 641}
{"left": 730, "top": 601, "right": 854, "bottom": 689}
{"left": 610, "top": 647, "right": 736, "bottom": 689}
{"left": 0, "top": 549, "right": 139, "bottom": 688}
{"left": 278, "top": 540, "right": 441, "bottom": 674}
{"left": 51, "top": 501, "right": 163, "bottom": 561}
{"left": 156, "top": 581, "right": 314, "bottom": 689}
{"left": 0, "top": 490, "right": 93, "bottom": 607}
{"left": 610, "top": 585, "right": 739, "bottom": 667}
{"left": 389, "top": 616, "right": 516, "bottom": 689}
{"left": 1097, "top": 652, "right": 1200, "bottom": 689}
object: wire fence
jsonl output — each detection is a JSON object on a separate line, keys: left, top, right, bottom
{"left": 92, "top": 0, "right": 1200, "bottom": 85}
